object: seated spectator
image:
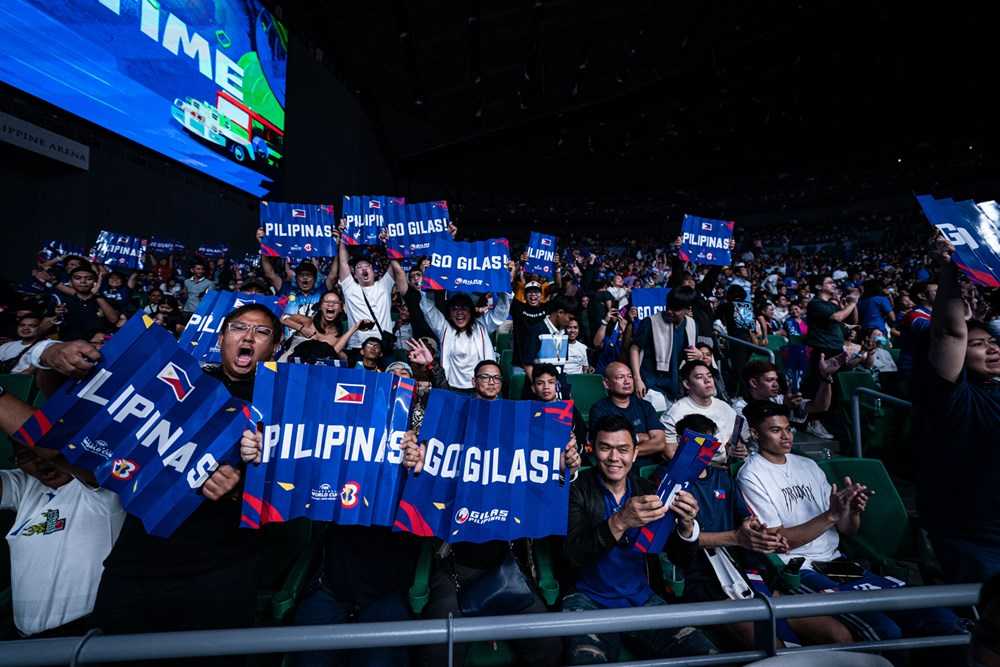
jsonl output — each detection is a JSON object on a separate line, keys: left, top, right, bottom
{"left": 588, "top": 362, "right": 666, "bottom": 467}
{"left": 661, "top": 360, "right": 747, "bottom": 463}
{"left": 510, "top": 281, "right": 550, "bottom": 370}
{"left": 896, "top": 280, "right": 935, "bottom": 389}
{"left": 563, "top": 314, "right": 591, "bottom": 375}
{"left": 0, "top": 314, "right": 44, "bottom": 374}
{"left": 357, "top": 336, "right": 386, "bottom": 371}
{"left": 140, "top": 287, "right": 164, "bottom": 316}
{"left": 531, "top": 363, "right": 587, "bottom": 447}
{"left": 738, "top": 400, "right": 963, "bottom": 641}
{"left": 471, "top": 359, "right": 504, "bottom": 401}
{"left": 422, "top": 291, "right": 511, "bottom": 391}
{"left": 563, "top": 414, "right": 717, "bottom": 663}
{"left": 695, "top": 342, "right": 730, "bottom": 403}
{"left": 629, "top": 286, "right": 698, "bottom": 408}
{"left": 917, "top": 239, "right": 1000, "bottom": 583}
{"left": 676, "top": 414, "right": 852, "bottom": 648}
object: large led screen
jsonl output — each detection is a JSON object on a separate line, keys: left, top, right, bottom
{"left": 0, "top": 0, "right": 288, "bottom": 196}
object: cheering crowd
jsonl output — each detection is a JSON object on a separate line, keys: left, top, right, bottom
{"left": 0, "top": 209, "right": 998, "bottom": 667}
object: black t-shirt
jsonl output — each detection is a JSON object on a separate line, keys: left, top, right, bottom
{"left": 511, "top": 299, "right": 548, "bottom": 365}
{"left": 321, "top": 525, "right": 422, "bottom": 607}
{"left": 61, "top": 293, "right": 107, "bottom": 341}
{"left": 805, "top": 298, "right": 844, "bottom": 350}
{"left": 102, "top": 367, "right": 258, "bottom": 577}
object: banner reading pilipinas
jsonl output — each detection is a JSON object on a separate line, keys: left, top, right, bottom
{"left": 679, "top": 215, "right": 734, "bottom": 267}
{"left": 632, "top": 430, "right": 720, "bottom": 554}
{"left": 342, "top": 195, "right": 406, "bottom": 247}
{"left": 525, "top": 232, "right": 558, "bottom": 276}
{"left": 259, "top": 201, "right": 336, "bottom": 259}
{"left": 917, "top": 194, "right": 1000, "bottom": 287}
{"left": 178, "top": 290, "right": 286, "bottom": 364}
{"left": 241, "top": 364, "right": 414, "bottom": 528}
{"left": 395, "top": 392, "right": 573, "bottom": 543}
{"left": 92, "top": 231, "right": 147, "bottom": 270}
{"left": 422, "top": 238, "right": 512, "bottom": 293}
{"left": 14, "top": 315, "right": 253, "bottom": 538}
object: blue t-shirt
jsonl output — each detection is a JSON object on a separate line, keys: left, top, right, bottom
{"left": 588, "top": 396, "right": 665, "bottom": 468}
{"left": 688, "top": 467, "right": 750, "bottom": 534}
{"left": 575, "top": 478, "right": 654, "bottom": 608}
{"left": 859, "top": 295, "right": 893, "bottom": 331}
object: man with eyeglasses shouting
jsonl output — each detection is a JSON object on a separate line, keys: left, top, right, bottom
{"left": 915, "top": 237, "right": 1000, "bottom": 585}
{"left": 91, "top": 303, "right": 283, "bottom": 665}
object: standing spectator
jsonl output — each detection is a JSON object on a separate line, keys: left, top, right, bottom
{"left": 563, "top": 414, "right": 717, "bottom": 663}
{"left": 357, "top": 336, "right": 386, "bottom": 371}
{"left": 661, "top": 360, "right": 747, "bottom": 462}
{"left": 57, "top": 263, "right": 119, "bottom": 341}
{"left": 510, "top": 281, "right": 549, "bottom": 369}
{"left": 916, "top": 239, "right": 1000, "bottom": 583}
{"left": 181, "top": 261, "right": 215, "bottom": 313}
{"left": 858, "top": 279, "right": 895, "bottom": 336}
{"left": 563, "top": 315, "right": 591, "bottom": 374}
{"left": 520, "top": 295, "right": 577, "bottom": 389}
{"left": 337, "top": 231, "right": 404, "bottom": 361}
{"left": 588, "top": 362, "right": 666, "bottom": 467}
{"left": 420, "top": 292, "right": 511, "bottom": 391}
{"left": 398, "top": 266, "right": 434, "bottom": 342}
{"left": 270, "top": 261, "right": 326, "bottom": 325}
{"left": 629, "top": 286, "right": 698, "bottom": 407}
{"left": 140, "top": 288, "right": 164, "bottom": 316}
{"left": 897, "top": 280, "right": 936, "bottom": 387}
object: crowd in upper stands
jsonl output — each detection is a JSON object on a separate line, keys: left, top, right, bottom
{"left": 0, "top": 207, "right": 997, "bottom": 667}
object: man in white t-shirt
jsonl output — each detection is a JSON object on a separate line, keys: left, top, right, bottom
{"left": 2, "top": 442, "right": 123, "bottom": 637}
{"left": 0, "top": 314, "right": 43, "bottom": 374}
{"left": 661, "top": 360, "right": 748, "bottom": 463}
{"left": 336, "top": 227, "right": 406, "bottom": 358}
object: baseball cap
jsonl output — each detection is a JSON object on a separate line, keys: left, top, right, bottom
{"left": 294, "top": 261, "right": 318, "bottom": 276}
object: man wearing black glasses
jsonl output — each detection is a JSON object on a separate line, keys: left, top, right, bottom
{"left": 471, "top": 359, "right": 503, "bottom": 400}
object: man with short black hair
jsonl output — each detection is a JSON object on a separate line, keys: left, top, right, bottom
{"left": 59, "top": 263, "right": 119, "bottom": 342}
{"left": 520, "top": 295, "right": 577, "bottom": 388}
{"left": 661, "top": 360, "right": 746, "bottom": 462}
{"left": 472, "top": 359, "right": 504, "bottom": 400}
{"left": 358, "top": 336, "right": 385, "bottom": 371}
{"left": 182, "top": 261, "right": 215, "bottom": 313}
{"left": 337, "top": 228, "right": 406, "bottom": 359}
{"left": 563, "top": 414, "right": 717, "bottom": 664}
{"left": 531, "top": 363, "right": 587, "bottom": 446}
{"left": 0, "top": 314, "right": 43, "bottom": 374}
{"left": 629, "top": 286, "right": 698, "bottom": 407}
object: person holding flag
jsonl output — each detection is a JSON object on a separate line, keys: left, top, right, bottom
{"left": 562, "top": 414, "right": 718, "bottom": 664}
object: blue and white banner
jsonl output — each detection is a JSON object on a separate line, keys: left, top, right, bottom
{"left": 92, "top": 231, "right": 146, "bottom": 270}
{"left": 422, "top": 238, "right": 512, "bottom": 293}
{"left": 178, "top": 290, "right": 286, "bottom": 365}
{"left": 917, "top": 195, "right": 1000, "bottom": 287}
{"left": 15, "top": 315, "right": 253, "bottom": 538}
{"left": 525, "top": 232, "right": 558, "bottom": 276}
{"left": 259, "top": 202, "right": 337, "bottom": 259}
{"left": 342, "top": 195, "right": 406, "bottom": 247}
{"left": 633, "top": 430, "right": 720, "bottom": 554}
{"left": 241, "top": 364, "right": 415, "bottom": 527}
{"left": 679, "top": 215, "right": 734, "bottom": 266}
{"left": 395, "top": 392, "right": 573, "bottom": 543}
{"left": 385, "top": 201, "right": 451, "bottom": 259}
{"left": 631, "top": 288, "right": 670, "bottom": 320}
{"left": 39, "top": 240, "right": 85, "bottom": 261}
{"left": 197, "top": 244, "right": 229, "bottom": 259}
{"left": 148, "top": 237, "right": 185, "bottom": 256}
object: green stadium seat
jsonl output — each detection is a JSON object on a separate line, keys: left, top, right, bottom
{"left": 507, "top": 373, "right": 525, "bottom": 400}
{"left": 408, "top": 540, "right": 435, "bottom": 615}
{"left": 495, "top": 331, "right": 512, "bottom": 353}
{"left": 0, "top": 375, "right": 34, "bottom": 402}
{"left": 834, "top": 370, "right": 898, "bottom": 455}
{"left": 567, "top": 374, "right": 606, "bottom": 423}
{"left": 255, "top": 518, "right": 320, "bottom": 624}
{"left": 499, "top": 349, "right": 513, "bottom": 388}
{"left": 766, "top": 335, "right": 788, "bottom": 351}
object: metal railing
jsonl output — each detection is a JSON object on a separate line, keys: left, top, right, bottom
{"left": 0, "top": 584, "right": 978, "bottom": 666}
{"left": 850, "top": 387, "right": 912, "bottom": 458}
{"left": 718, "top": 334, "right": 776, "bottom": 365}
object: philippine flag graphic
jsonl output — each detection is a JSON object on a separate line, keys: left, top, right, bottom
{"left": 701, "top": 221, "right": 713, "bottom": 231}
{"left": 368, "top": 200, "right": 381, "bottom": 210}
{"left": 334, "top": 383, "right": 366, "bottom": 404}
{"left": 157, "top": 362, "right": 194, "bottom": 402}
{"left": 291, "top": 208, "right": 306, "bottom": 218}
{"left": 541, "top": 237, "right": 552, "bottom": 246}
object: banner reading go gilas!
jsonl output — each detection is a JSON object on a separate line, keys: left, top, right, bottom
{"left": 385, "top": 201, "right": 451, "bottom": 259}
{"left": 395, "top": 392, "right": 573, "bottom": 543}
{"left": 241, "top": 364, "right": 415, "bottom": 528}
{"left": 917, "top": 194, "right": 1000, "bottom": 287}
{"left": 178, "top": 290, "right": 286, "bottom": 365}
{"left": 14, "top": 315, "right": 254, "bottom": 538}
{"left": 422, "top": 238, "right": 512, "bottom": 293}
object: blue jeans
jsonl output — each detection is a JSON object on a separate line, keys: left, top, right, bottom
{"left": 562, "top": 591, "right": 717, "bottom": 664}
{"left": 931, "top": 535, "right": 1000, "bottom": 584}
{"left": 292, "top": 583, "right": 411, "bottom": 667}
{"left": 798, "top": 569, "right": 964, "bottom": 642}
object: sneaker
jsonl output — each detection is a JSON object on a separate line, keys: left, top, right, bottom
{"left": 805, "top": 420, "right": 834, "bottom": 440}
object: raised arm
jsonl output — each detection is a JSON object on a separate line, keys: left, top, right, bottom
{"left": 830, "top": 294, "right": 857, "bottom": 322}
{"left": 482, "top": 292, "right": 512, "bottom": 333}
{"left": 419, "top": 290, "right": 448, "bottom": 338}
{"left": 928, "top": 245, "right": 967, "bottom": 383}
{"left": 337, "top": 223, "right": 352, "bottom": 283}
{"left": 260, "top": 255, "right": 284, "bottom": 293}
{"left": 389, "top": 259, "right": 408, "bottom": 297}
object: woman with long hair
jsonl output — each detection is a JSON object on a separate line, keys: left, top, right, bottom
{"left": 419, "top": 290, "right": 511, "bottom": 390}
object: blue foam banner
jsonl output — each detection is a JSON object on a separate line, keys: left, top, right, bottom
{"left": 241, "top": 364, "right": 415, "bottom": 527}
{"left": 148, "top": 237, "right": 185, "bottom": 256}
{"left": 92, "top": 231, "right": 147, "bottom": 270}
{"left": 525, "top": 232, "right": 558, "bottom": 277}
{"left": 342, "top": 195, "right": 406, "bottom": 247}
{"left": 385, "top": 201, "right": 451, "bottom": 259}
{"left": 631, "top": 288, "right": 670, "bottom": 320}
{"left": 394, "top": 392, "right": 573, "bottom": 543}
{"left": 197, "top": 243, "right": 230, "bottom": 259}
{"left": 40, "top": 240, "right": 85, "bottom": 261}
{"left": 422, "top": 238, "right": 512, "bottom": 293}
{"left": 917, "top": 195, "right": 1000, "bottom": 287}
{"left": 679, "top": 215, "right": 734, "bottom": 266}
{"left": 14, "top": 315, "right": 254, "bottom": 538}
{"left": 633, "top": 430, "right": 720, "bottom": 554}
{"left": 259, "top": 201, "right": 336, "bottom": 259}
{"left": 177, "top": 290, "right": 286, "bottom": 364}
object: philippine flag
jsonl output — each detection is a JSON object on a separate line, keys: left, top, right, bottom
{"left": 369, "top": 200, "right": 381, "bottom": 210}
{"left": 701, "top": 221, "right": 713, "bottom": 231}
{"left": 334, "top": 383, "right": 366, "bottom": 404}
{"left": 291, "top": 208, "right": 306, "bottom": 218}
{"left": 157, "top": 362, "right": 194, "bottom": 402}
{"left": 541, "top": 237, "right": 552, "bottom": 246}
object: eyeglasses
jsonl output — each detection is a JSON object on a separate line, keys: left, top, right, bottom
{"left": 226, "top": 321, "right": 274, "bottom": 339}
{"left": 475, "top": 374, "right": 502, "bottom": 384}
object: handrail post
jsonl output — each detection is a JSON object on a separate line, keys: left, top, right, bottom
{"left": 851, "top": 392, "right": 863, "bottom": 458}
{"left": 447, "top": 612, "right": 454, "bottom": 667}
{"left": 754, "top": 593, "right": 778, "bottom": 657}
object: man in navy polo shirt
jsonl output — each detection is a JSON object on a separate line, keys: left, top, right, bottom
{"left": 588, "top": 362, "right": 666, "bottom": 468}
{"left": 563, "top": 414, "right": 717, "bottom": 664}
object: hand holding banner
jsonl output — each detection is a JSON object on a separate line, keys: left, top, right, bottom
{"left": 92, "top": 231, "right": 147, "bottom": 270}
{"left": 917, "top": 194, "right": 1000, "bottom": 287}
{"left": 241, "top": 363, "right": 415, "bottom": 528}
{"left": 14, "top": 315, "right": 254, "bottom": 538}
{"left": 178, "top": 290, "right": 286, "bottom": 364}
{"left": 632, "top": 429, "right": 720, "bottom": 554}
{"left": 679, "top": 215, "right": 734, "bottom": 267}
{"left": 422, "top": 238, "right": 512, "bottom": 293}
{"left": 525, "top": 232, "right": 558, "bottom": 276}
{"left": 342, "top": 195, "right": 406, "bottom": 247}
{"left": 385, "top": 201, "right": 451, "bottom": 259}
{"left": 395, "top": 392, "right": 573, "bottom": 543}
{"left": 260, "top": 202, "right": 336, "bottom": 259}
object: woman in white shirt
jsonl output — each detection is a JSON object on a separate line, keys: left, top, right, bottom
{"left": 420, "top": 291, "right": 511, "bottom": 390}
